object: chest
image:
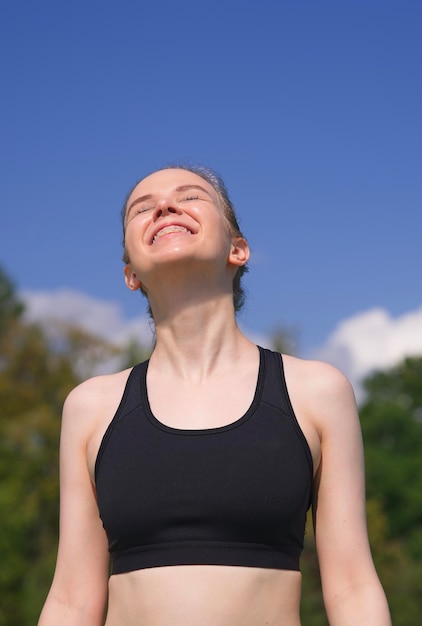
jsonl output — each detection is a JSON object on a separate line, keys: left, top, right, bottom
{"left": 146, "top": 368, "right": 259, "bottom": 429}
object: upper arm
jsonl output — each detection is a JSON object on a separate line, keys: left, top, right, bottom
{"left": 41, "top": 383, "right": 110, "bottom": 623}
{"left": 309, "top": 365, "right": 380, "bottom": 601}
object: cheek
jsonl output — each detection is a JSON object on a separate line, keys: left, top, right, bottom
{"left": 220, "top": 221, "right": 236, "bottom": 250}
{"left": 212, "top": 208, "right": 232, "bottom": 239}
{"left": 124, "top": 215, "right": 148, "bottom": 249}
{"left": 123, "top": 230, "right": 143, "bottom": 265}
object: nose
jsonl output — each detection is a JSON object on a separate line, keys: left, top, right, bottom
{"left": 153, "top": 197, "right": 181, "bottom": 220}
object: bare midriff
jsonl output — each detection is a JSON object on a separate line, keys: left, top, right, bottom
{"left": 104, "top": 565, "right": 302, "bottom": 626}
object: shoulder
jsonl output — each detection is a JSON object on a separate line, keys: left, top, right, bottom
{"left": 281, "top": 354, "right": 358, "bottom": 434}
{"left": 282, "top": 353, "right": 355, "bottom": 399}
{"left": 61, "top": 368, "right": 133, "bottom": 440}
{"left": 60, "top": 368, "right": 136, "bottom": 480}
{"left": 64, "top": 367, "right": 133, "bottom": 408}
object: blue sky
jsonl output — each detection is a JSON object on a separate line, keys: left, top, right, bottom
{"left": 1, "top": 0, "right": 421, "bottom": 391}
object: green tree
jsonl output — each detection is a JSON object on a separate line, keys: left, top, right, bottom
{"left": 361, "top": 357, "right": 422, "bottom": 557}
{"left": 3, "top": 265, "right": 420, "bottom": 625}
{"left": 0, "top": 320, "right": 79, "bottom": 623}
{"left": 360, "top": 357, "right": 422, "bottom": 625}
{"left": 271, "top": 325, "right": 299, "bottom": 356}
{"left": 0, "top": 268, "right": 131, "bottom": 625}
{"left": 300, "top": 357, "right": 422, "bottom": 625}
{"left": 119, "top": 335, "right": 153, "bottom": 369}
{"left": 0, "top": 268, "right": 24, "bottom": 338}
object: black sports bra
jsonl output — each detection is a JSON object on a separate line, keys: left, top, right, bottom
{"left": 95, "top": 347, "right": 313, "bottom": 575}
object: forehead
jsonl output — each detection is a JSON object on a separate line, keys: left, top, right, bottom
{"left": 127, "top": 168, "right": 219, "bottom": 207}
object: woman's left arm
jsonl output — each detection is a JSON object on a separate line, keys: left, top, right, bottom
{"left": 310, "top": 362, "right": 391, "bottom": 626}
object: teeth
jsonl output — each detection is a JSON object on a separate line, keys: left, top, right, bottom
{"left": 153, "top": 226, "right": 191, "bottom": 243}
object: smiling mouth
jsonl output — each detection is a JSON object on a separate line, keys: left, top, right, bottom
{"left": 152, "top": 225, "right": 192, "bottom": 244}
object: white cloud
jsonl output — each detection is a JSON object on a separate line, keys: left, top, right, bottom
{"left": 311, "top": 306, "right": 422, "bottom": 401}
{"left": 21, "top": 289, "right": 422, "bottom": 403}
{"left": 21, "top": 288, "right": 154, "bottom": 348}
{"left": 21, "top": 288, "right": 273, "bottom": 352}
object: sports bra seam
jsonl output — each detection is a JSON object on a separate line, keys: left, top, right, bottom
{"left": 112, "top": 541, "right": 300, "bottom": 555}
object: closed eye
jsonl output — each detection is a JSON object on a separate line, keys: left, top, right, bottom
{"left": 136, "top": 205, "right": 154, "bottom": 214}
{"left": 180, "top": 195, "right": 200, "bottom": 202}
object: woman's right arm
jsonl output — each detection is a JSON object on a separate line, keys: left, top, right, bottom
{"left": 38, "top": 383, "right": 110, "bottom": 626}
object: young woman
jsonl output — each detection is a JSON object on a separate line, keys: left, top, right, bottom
{"left": 39, "top": 165, "right": 391, "bottom": 625}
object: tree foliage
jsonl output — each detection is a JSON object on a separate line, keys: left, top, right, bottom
{"left": 0, "top": 268, "right": 150, "bottom": 625}
{"left": 359, "top": 358, "right": 422, "bottom": 624}
{"left": 361, "top": 357, "right": 422, "bottom": 554}
{"left": 0, "top": 267, "right": 24, "bottom": 338}
{"left": 300, "top": 356, "right": 422, "bottom": 625}
{"left": 1, "top": 266, "right": 421, "bottom": 624}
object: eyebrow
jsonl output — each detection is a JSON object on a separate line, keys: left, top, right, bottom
{"left": 126, "top": 184, "right": 213, "bottom": 217}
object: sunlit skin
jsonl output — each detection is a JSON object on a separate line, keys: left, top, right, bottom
{"left": 122, "top": 169, "right": 246, "bottom": 326}
{"left": 38, "top": 169, "right": 391, "bottom": 626}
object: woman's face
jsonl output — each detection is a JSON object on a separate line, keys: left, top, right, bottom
{"left": 123, "top": 168, "right": 246, "bottom": 292}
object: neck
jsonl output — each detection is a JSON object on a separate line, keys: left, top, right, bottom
{"left": 148, "top": 294, "right": 253, "bottom": 381}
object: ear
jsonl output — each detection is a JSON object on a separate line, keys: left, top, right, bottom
{"left": 124, "top": 264, "right": 143, "bottom": 291}
{"left": 228, "top": 237, "right": 250, "bottom": 268}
